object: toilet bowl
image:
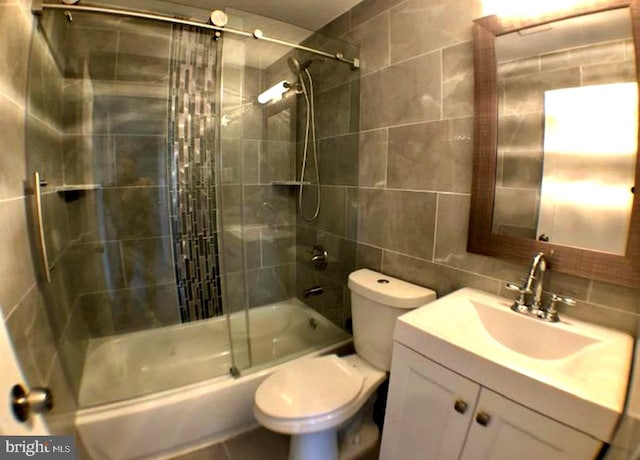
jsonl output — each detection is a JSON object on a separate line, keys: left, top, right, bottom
{"left": 253, "top": 269, "right": 436, "bottom": 460}
{"left": 255, "top": 354, "right": 385, "bottom": 460}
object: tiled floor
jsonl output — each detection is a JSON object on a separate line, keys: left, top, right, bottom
{"left": 172, "top": 428, "right": 289, "bottom": 460}
{"left": 172, "top": 427, "right": 380, "bottom": 460}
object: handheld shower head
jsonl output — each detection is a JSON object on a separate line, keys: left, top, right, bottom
{"left": 287, "top": 57, "right": 313, "bottom": 74}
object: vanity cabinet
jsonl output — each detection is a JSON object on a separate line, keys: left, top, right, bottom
{"left": 380, "top": 344, "right": 602, "bottom": 460}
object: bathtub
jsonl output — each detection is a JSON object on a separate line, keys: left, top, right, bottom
{"left": 76, "top": 299, "right": 352, "bottom": 460}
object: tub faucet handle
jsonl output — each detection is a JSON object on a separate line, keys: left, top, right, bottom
{"left": 309, "top": 245, "right": 328, "bottom": 271}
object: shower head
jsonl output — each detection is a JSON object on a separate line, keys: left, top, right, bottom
{"left": 287, "top": 57, "right": 314, "bottom": 74}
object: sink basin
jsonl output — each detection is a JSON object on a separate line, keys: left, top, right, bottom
{"left": 473, "top": 299, "right": 597, "bottom": 360}
{"left": 394, "top": 287, "right": 633, "bottom": 442}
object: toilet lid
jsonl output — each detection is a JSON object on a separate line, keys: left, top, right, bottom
{"left": 255, "top": 355, "right": 364, "bottom": 419}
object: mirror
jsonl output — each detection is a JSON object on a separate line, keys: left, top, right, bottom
{"left": 493, "top": 8, "right": 637, "bottom": 254}
{"left": 470, "top": 1, "right": 640, "bottom": 286}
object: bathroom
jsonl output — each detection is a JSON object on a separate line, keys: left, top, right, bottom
{"left": 1, "top": 0, "right": 639, "bottom": 458}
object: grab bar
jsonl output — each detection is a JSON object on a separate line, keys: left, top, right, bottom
{"left": 33, "top": 171, "right": 51, "bottom": 283}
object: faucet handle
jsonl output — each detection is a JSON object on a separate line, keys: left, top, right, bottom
{"left": 544, "top": 294, "right": 576, "bottom": 322}
{"left": 505, "top": 283, "right": 532, "bottom": 313}
{"left": 505, "top": 282, "right": 531, "bottom": 293}
{"left": 505, "top": 282, "right": 533, "bottom": 297}
{"left": 309, "top": 245, "right": 328, "bottom": 271}
{"left": 549, "top": 294, "right": 576, "bottom": 307}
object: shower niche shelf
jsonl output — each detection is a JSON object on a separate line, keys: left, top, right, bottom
{"left": 55, "top": 184, "right": 102, "bottom": 193}
{"left": 270, "top": 180, "right": 311, "bottom": 186}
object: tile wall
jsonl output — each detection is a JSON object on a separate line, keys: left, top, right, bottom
{"left": 169, "top": 26, "right": 224, "bottom": 322}
{"left": 308, "top": 0, "right": 640, "bottom": 335}
{"left": 291, "top": 36, "right": 361, "bottom": 330}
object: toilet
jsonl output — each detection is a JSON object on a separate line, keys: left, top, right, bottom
{"left": 254, "top": 269, "right": 436, "bottom": 460}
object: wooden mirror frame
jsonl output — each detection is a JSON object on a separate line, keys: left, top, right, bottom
{"left": 469, "top": 0, "right": 640, "bottom": 287}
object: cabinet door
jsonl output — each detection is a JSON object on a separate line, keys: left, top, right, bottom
{"left": 460, "top": 389, "right": 602, "bottom": 460}
{"left": 380, "top": 344, "right": 481, "bottom": 460}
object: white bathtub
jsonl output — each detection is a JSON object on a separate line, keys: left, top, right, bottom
{"left": 76, "top": 299, "right": 352, "bottom": 460}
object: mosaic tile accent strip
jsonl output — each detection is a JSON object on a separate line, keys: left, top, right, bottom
{"left": 168, "top": 27, "right": 224, "bottom": 321}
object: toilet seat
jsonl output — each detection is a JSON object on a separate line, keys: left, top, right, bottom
{"left": 256, "top": 355, "right": 363, "bottom": 419}
{"left": 254, "top": 354, "right": 386, "bottom": 435}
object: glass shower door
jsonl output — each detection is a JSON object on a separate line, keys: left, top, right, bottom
{"left": 218, "top": 22, "right": 302, "bottom": 374}
{"left": 26, "top": 9, "right": 243, "bottom": 407}
{"left": 218, "top": 10, "right": 358, "bottom": 376}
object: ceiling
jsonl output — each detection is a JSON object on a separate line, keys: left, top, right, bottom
{"left": 156, "top": 0, "right": 361, "bottom": 31}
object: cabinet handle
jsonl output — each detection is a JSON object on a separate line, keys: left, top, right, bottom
{"left": 454, "top": 399, "right": 468, "bottom": 414}
{"left": 475, "top": 412, "right": 491, "bottom": 426}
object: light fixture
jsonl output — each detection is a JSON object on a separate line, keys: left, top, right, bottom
{"left": 258, "top": 81, "right": 291, "bottom": 104}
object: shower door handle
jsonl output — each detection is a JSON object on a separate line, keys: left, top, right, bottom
{"left": 33, "top": 171, "right": 52, "bottom": 283}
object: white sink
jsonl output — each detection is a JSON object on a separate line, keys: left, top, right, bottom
{"left": 472, "top": 298, "right": 598, "bottom": 360}
{"left": 394, "top": 287, "right": 633, "bottom": 442}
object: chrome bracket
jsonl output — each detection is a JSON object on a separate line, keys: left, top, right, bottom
{"left": 229, "top": 366, "right": 241, "bottom": 378}
{"left": 31, "top": 0, "right": 43, "bottom": 15}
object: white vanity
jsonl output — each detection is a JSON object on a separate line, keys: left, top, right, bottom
{"left": 380, "top": 288, "right": 633, "bottom": 460}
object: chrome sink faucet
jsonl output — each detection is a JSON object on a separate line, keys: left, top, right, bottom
{"left": 506, "top": 252, "right": 546, "bottom": 315}
{"left": 506, "top": 252, "right": 575, "bottom": 322}
{"left": 525, "top": 252, "right": 547, "bottom": 313}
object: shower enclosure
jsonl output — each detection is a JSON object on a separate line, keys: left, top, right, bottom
{"left": 25, "top": 3, "right": 359, "bottom": 409}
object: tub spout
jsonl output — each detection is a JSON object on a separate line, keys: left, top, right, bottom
{"left": 303, "top": 286, "right": 323, "bottom": 299}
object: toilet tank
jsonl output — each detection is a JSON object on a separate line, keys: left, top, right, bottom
{"left": 348, "top": 269, "right": 436, "bottom": 371}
